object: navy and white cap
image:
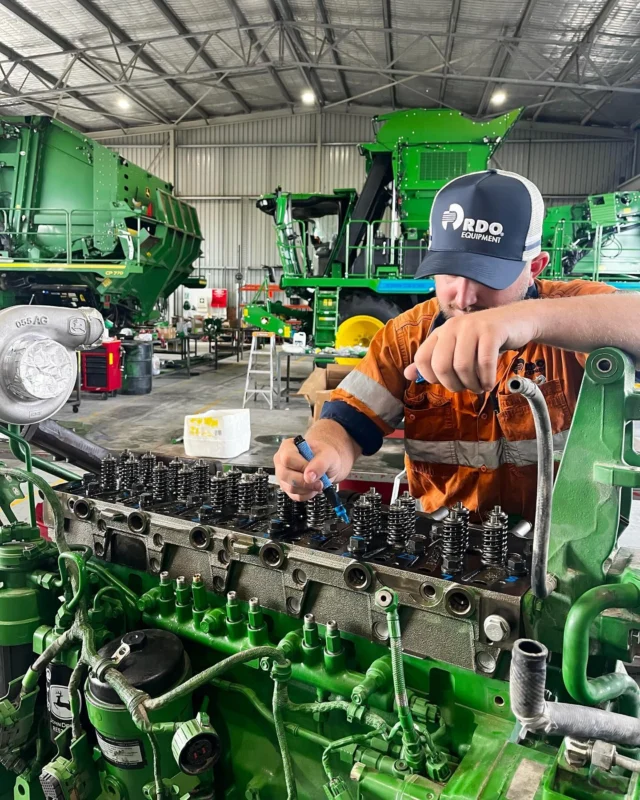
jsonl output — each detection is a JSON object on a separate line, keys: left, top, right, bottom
{"left": 416, "top": 169, "right": 544, "bottom": 290}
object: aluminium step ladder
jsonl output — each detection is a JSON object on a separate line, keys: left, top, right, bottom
{"left": 242, "top": 331, "right": 278, "bottom": 408}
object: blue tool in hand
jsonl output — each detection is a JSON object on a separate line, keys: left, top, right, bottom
{"left": 415, "top": 370, "right": 426, "bottom": 384}
{"left": 293, "top": 435, "right": 350, "bottom": 524}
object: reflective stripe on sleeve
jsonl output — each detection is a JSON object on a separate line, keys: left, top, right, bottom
{"left": 405, "top": 429, "right": 569, "bottom": 469}
{"left": 337, "top": 370, "right": 404, "bottom": 427}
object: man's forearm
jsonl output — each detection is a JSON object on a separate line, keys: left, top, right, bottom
{"left": 532, "top": 293, "right": 640, "bottom": 359}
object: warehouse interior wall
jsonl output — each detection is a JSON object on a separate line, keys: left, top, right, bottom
{"left": 100, "top": 111, "right": 637, "bottom": 307}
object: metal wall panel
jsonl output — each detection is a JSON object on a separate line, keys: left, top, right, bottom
{"left": 493, "top": 130, "right": 636, "bottom": 198}
{"left": 178, "top": 113, "right": 318, "bottom": 145}
{"left": 109, "top": 141, "right": 172, "bottom": 184}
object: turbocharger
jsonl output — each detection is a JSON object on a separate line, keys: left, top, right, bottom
{"left": 0, "top": 306, "right": 104, "bottom": 424}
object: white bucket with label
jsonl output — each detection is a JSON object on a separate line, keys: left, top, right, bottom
{"left": 183, "top": 408, "right": 251, "bottom": 459}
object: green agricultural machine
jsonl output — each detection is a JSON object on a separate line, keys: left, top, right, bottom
{"left": 253, "top": 108, "right": 522, "bottom": 349}
{"left": 541, "top": 190, "right": 640, "bottom": 287}
{"left": 2, "top": 304, "right": 640, "bottom": 798}
{"left": 0, "top": 116, "right": 204, "bottom": 325}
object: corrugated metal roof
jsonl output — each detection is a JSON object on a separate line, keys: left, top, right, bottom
{"left": 0, "top": 0, "right": 638, "bottom": 132}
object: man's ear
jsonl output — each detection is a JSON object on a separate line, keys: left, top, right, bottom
{"left": 530, "top": 252, "right": 549, "bottom": 280}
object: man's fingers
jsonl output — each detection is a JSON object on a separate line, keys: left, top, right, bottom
{"left": 279, "top": 481, "right": 318, "bottom": 502}
{"left": 277, "top": 466, "right": 322, "bottom": 494}
{"left": 304, "top": 451, "right": 334, "bottom": 485}
{"left": 428, "top": 330, "right": 466, "bottom": 392}
{"left": 452, "top": 333, "right": 484, "bottom": 394}
{"left": 476, "top": 332, "right": 501, "bottom": 391}
{"left": 409, "top": 334, "right": 438, "bottom": 384}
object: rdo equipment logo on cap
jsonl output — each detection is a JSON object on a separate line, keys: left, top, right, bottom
{"left": 441, "top": 203, "right": 504, "bottom": 243}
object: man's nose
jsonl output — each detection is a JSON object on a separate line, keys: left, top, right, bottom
{"left": 453, "top": 278, "right": 478, "bottom": 310}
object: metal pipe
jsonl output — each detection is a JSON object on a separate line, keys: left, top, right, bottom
{"left": 563, "top": 583, "right": 640, "bottom": 716}
{"left": 512, "top": 639, "right": 640, "bottom": 746}
{"left": 5, "top": 423, "right": 82, "bottom": 482}
{"left": 507, "top": 377, "right": 554, "bottom": 598}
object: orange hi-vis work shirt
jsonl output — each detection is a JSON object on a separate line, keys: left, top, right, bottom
{"left": 323, "top": 279, "right": 616, "bottom": 520}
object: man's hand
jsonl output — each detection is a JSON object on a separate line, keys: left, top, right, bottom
{"left": 404, "top": 304, "right": 538, "bottom": 393}
{"left": 274, "top": 420, "right": 361, "bottom": 501}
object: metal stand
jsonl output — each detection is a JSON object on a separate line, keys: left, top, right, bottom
{"left": 243, "top": 332, "right": 277, "bottom": 409}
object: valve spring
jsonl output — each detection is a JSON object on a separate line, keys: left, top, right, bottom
{"left": 238, "top": 475, "right": 256, "bottom": 517}
{"left": 307, "top": 493, "right": 329, "bottom": 528}
{"left": 363, "top": 487, "right": 382, "bottom": 534}
{"left": 398, "top": 491, "right": 417, "bottom": 539}
{"left": 292, "top": 500, "right": 307, "bottom": 529}
{"left": 99, "top": 455, "right": 118, "bottom": 492}
{"left": 152, "top": 462, "right": 169, "bottom": 502}
{"left": 452, "top": 501, "right": 470, "bottom": 551}
{"left": 226, "top": 467, "right": 242, "bottom": 507}
{"left": 139, "top": 452, "right": 156, "bottom": 485}
{"left": 168, "top": 458, "right": 183, "bottom": 496}
{"left": 210, "top": 472, "right": 228, "bottom": 513}
{"left": 120, "top": 456, "right": 139, "bottom": 490}
{"left": 254, "top": 467, "right": 269, "bottom": 507}
{"left": 118, "top": 448, "right": 134, "bottom": 465}
{"left": 386, "top": 501, "right": 410, "bottom": 549}
{"left": 276, "top": 488, "right": 294, "bottom": 525}
{"left": 177, "top": 466, "right": 195, "bottom": 503}
{"left": 352, "top": 497, "right": 375, "bottom": 544}
{"left": 481, "top": 505, "right": 509, "bottom": 567}
{"left": 441, "top": 509, "right": 465, "bottom": 573}
{"left": 193, "top": 459, "right": 210, "bottom": 495}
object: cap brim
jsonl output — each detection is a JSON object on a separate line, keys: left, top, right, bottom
{"left": 415, "top": 250, "right": 526, "bottom": 290}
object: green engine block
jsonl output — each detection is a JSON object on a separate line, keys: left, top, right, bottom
{"left": 0, "top": 348, "right": 640, "bottom": 800}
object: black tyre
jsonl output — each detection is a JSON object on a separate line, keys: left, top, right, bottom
{"left": 338, "top": 291, "right": 403, "bottom": 327}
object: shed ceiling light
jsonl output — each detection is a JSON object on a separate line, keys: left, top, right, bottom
{"left": 301, "top": 90, "right": 316, "bottom": 105}
{"left": 491, "top": 90, "right": 507, "bottom": 106}
{"left": 117, "top": 96, "right": 131, "bottom": 109}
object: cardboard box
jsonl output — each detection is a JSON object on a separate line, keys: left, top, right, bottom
{"left": 298, "top": 364, "right": 353, "bottom": 420}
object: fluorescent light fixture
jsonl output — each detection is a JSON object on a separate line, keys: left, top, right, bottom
{"left": 301, "top": 90, "right": 316, "bottom": 105}
{"left": 117, "top": 96, "right": 131, "bottom": 109}
{"left": 491, "top": 90, "right": 507, "bottom": 106}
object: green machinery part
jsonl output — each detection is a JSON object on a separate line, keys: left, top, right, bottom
{"left": 0, "top": 116, "right": 204, "bottom": 325}
{"left": 541, "top": 190, "right": 640, "bottom": 287}
{"left": 2, "top": 349, "right": 640, "bottom": 798}
{"left": 256, "top": 107, "right": 522, "bottom": 347}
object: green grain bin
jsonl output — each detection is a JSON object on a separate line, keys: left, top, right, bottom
{"left": 0, "top": 116, "right": 204, "bottom": 324}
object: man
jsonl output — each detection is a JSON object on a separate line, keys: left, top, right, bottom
{"left": 274, "top": 170, "right": 640, "bottom": 518}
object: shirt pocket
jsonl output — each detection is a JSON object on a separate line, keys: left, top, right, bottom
{"left": 496, "top": 378, "right": 572, "bottom": 467}
{"left": 403, "top": 384, "right": 455, "bottom": 441}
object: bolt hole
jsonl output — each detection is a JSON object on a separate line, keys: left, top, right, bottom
{"left": 421, "top": 583, "right": 436, "bottom": 599}
{"left": 212, "top": 576, "right": 225, "bottom": 593}
{"left": 67, "top": 498, "right": 75, "bottom": 511}
{"left": 218, "top": 550, "right": 229, "bottom": 565}
{"left": 189, "top": 526, "right": 211, "bottom": 550}
{"left": 446, "top": 590, "right": 472, "bottom": 616}
{"left": 344, "top": 564, "right": 370, "bottom": 591}
{"left": 260, "top": 542, "right": 285, "bottom": 569}
{"left": 286, "top": 596, "right": 301, "bottom": 614}
{"left": 292, "top": 568, "right": 307, "bottom": 586}
{"left": 372, "top": 620, "right": 389, "bottom": 641}
{"left": 596, "top": 357, "right": 613, "bottom": 374}
{"left": 94, "top": 541, "right": 104, "bottom": 557}
{"left": 494, "top": 695, "right": 505, "bottom": 707}
{"left": 152, "top": 533, "right": 163, "bottom": 548}
{"left": 74, "top": 499, "right": 92, "bottom": 520}
{"left": 128, "top": 511, "right": 147, "bottom": 534}
{"left": 149, "top": 557, "right": 160, "bottom": 573}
